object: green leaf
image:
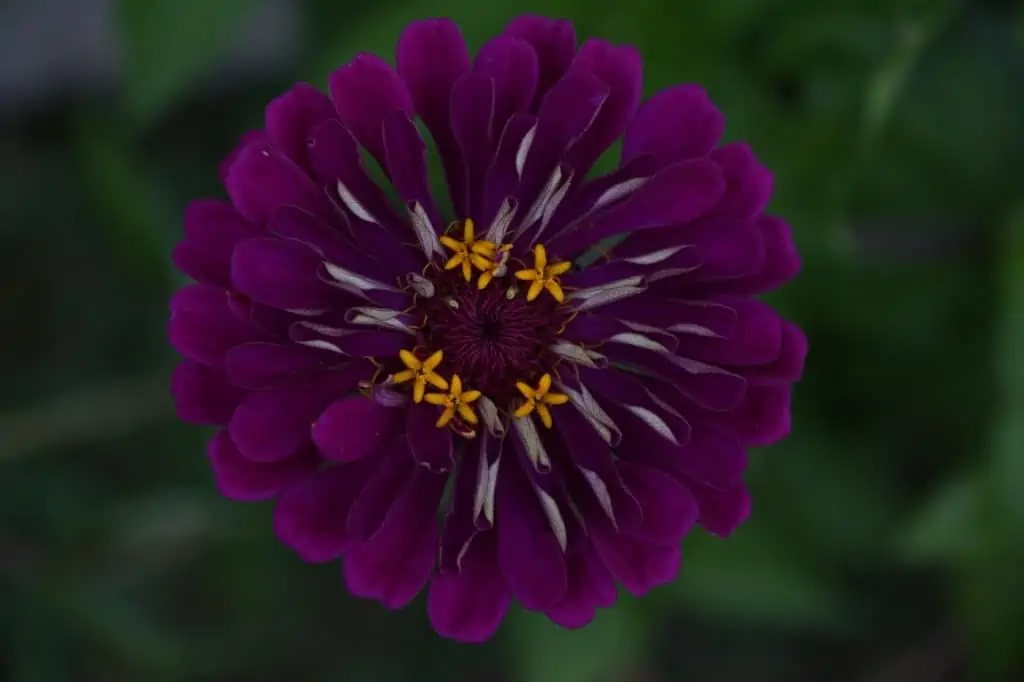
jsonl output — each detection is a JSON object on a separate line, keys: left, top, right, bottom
{"left": 899, "top": 474, "right": 982, "bottom": 563}
{"left": 507, "top": 600, "right": 650, "bottom": 682}
{"left": 117, "top": 0, "right": 259, "bottom": 124}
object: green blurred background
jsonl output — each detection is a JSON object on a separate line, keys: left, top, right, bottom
{"left": 2, "top": 0, "right": 1022, "bottom": 680}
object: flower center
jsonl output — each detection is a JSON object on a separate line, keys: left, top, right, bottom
{"left": 416, "top": 272, "right": 568, "bottom": 400}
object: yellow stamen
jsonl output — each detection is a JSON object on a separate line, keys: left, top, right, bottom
{"left": 513, "top": 373, "right": 569, "bottom": 428}
{"left": 393, "top": 349, "right": 448, "bottom": 403}
{"left": 475, "top": 244, "right": 512, "bottom": 290}
{"left": 513, "top": 244, "right": 571, "bottom": 302}
{"left": 424, "top": 374, "right": 481, "bottom": 429}
{"left": 441, "top": 219, "right": 502, "bottom": 282}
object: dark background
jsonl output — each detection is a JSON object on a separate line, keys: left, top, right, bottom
{"left": 1, "top": 0, "right": 1022, "bottom": 680}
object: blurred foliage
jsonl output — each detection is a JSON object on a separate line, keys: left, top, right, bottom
{"left": 2, "top": 0, "right": 1023, "bottom": 680}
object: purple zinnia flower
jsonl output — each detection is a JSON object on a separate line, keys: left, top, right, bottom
{"left": 170, "top": 15, "right": 806, "bottom": 642}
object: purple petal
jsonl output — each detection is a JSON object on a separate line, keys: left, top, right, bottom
{"left": 676, "top": 296, "right": 783, "bottom": 366}
{"left": 708, "top": 143, "right": 773, "bottom": 219}
{"left": 231, "top": 237, "right": 347, "bottom": 311}
{"left": 481, "top": 113, "right": 536, "bottom": 226}
{"left": 599, "top": 296, "right": 738, "bottom": 340}
{"left": 226, "top": 342, "right": 339, "bottom": 390}
{"left": 328, "top": 54, "right": 413, "bottom": 170}
{"left": 396, "top": 18, "right": 471, "bottom": 215}
{"left": 504, "top": 15, "right": 576, "bottom": 109}
{"left": 382, "top": 112, "right": 442, "bottom": 231}
{"left": 226, "top": 144, "right": 327, "bottom": 225}
{"left": 546, "top": 547, "right": 617, "bottom": 629}
{"left": 275, "top": 458, "right": 379, "bottom": 562}
{"left": 174, "top": 200, "right": 257, "bottom": 287}
{"left": 552, "top": 159, "right": 726, "bottom": 259}
{"left": 712, "top": 383, "right": 792, "bottom": 446}
{"left": 451, "top": 71, "right": 496, "bottom": 219}
{"left": 742, "top": 320, "right": 807, "bottom": 384}
{"left": 218, "top": 129, "right": 265, "bottom": 184}
{"left": 622, "top": 84, "right": 724, "bottom": 166}
{"left": 209, "top": 430, "right": 318, "bottom": 502}
{"left": 265, "top": 83, "right": 336, "bottom": 171}
{"left": 578, "top": 367, "right": 691, "bottom": 445}
{"left": 699, "top": 215, "right": 799, "bottom": 296}
{"left": 554, "top": 405, "right": 641, "bottom": 532}
{"left": 690, "top": 482, "right": 751, "bottom": 537}
{"left": 564, "top": 315, "right": 679, "bottom": 354}
{"left": 312, "top": 396, "right": 402, "bottom": 462}
{"left": 169, "top": 284, "right": 261, "bottom": 367}
{"left": 344, "top": 467, "right": 446, "bottom": 609}
{"left": 228, "top": 361, "right": 373, "bottom": 462}
{"left": 428, "top": 531, "right": 509, "bottom": 643}
{"left": 407, "top": 403, "right": 455, "bottom": 473}
{"left": 474, "top": 36, "right": 538, "bottom": 137}
{"left": 645, "top": 217, "right": 766, "bottom": 288}
{"left": 565, "top": 39, "right": 643, "bottom": 174}
{"left": 590, "top": 528, "right": 682, "bottom": 597}
{"left": 617, "top": 461, "right": 698, "bottom": 545}
{"left": 171, "top": 360, "right": 244, "bottom": 425}
{"left": 602, "top": 344, "right": 746, "bottom": 413}
{"left": 496, "top": 458, "right": 568, "bottom": 611}
{"left": 347, "top": 439, "right": 417, "bottom": 540}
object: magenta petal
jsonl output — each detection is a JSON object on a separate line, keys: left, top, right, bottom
{"left": 274, "top": 459, "right": 378, "bottom": 562}
{"left": 504, "top": 15, "right": 576, "bottom": 109}
{"left": 707, "top": 215, "right": 799, "bottom": 295}
{"left": 209, "top": 430, "right": 317, "bottom": 502}
{"left": 617, "top": 461, "right": 698, "bottom": 545}
{"left": 678, "top": 296, "right": 783, "bottom": 367}
{"left": 744, "top": 320, "right": 807, "bottom": 384}
{"left": 226, "top": 144, "right": 325, "bottom": 225}
{"left": 708, "top": 143, "right": 773, "bottom": 219}
{"left": 382, "top": 112, "right": 442, "bottom": 229}
{"left": 590, "top": 529, "right": 682, "bottom": 597}
{"left": 546, "top": 547, "right": 617, "bottom": 629}
{"left": 344, "top": 468, "right": 446, "bottom": 609}
{"left": 226, "top": 342, "right": 338, "bottom": 389}
{"left": 231, "top": 237, "right": 343, "bottom": 311}
{"left": 713, "top": 383, "right": 792, "bottom": 446}
{"left": 428, "top": 532, "right": 510, "bottom": 643}
{"left": 313, "top": 397, "right": 402, "bottom": 462}
{"left": 450, "top": 71, "right": 496, "bottom": 218}
{"left": 228, "top": 362, "right": 373, "bottom": 462}
{"left": 346, "top": 440, "right": 416, "bottom": 540}
{"left": 171, "top": 360, "right": 244, "bottom": 425}
{"left": 407, "top": 404, "right": 455, "bottom": 473}
{"left": 553, "top": 158, "right": 726, "bottom": 258}
{"left": 264, "top": 83, "right": 336, "bottom": 171}
{"left": 328, "top": 54, "right": 413, "bottom": 170}
{"left": 174, "top": 200, "right": 257, "bottom": 288}
{"left": 169, "top": 284, "right": 260, "bottom": 368}
{"left": 622, "top": 84, "right": 724, "bottom": 166}
{"left": 496, "top": 460, "right": 568, "bottom": 611}
{"left": 218, "top": 129, "right": 265, "bottom": 184}
{"left": 474, "top": 36, "right": 538, "bottom": 136}
{"left": 396, "top": 18, "right": 471, "bottom": 215}
{"left": 690, "top": 482, "right": 751, "bottom": 537}
{"left": 565, "top": 39, "right": 643, "bottom": 175}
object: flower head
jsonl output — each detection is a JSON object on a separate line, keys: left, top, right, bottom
{"left": 171, "top": 14, "right": 806, "bottom": 643}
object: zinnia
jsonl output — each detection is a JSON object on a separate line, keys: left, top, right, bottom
{"left": 170, "top": 15, "right": 805, "bottom": 642}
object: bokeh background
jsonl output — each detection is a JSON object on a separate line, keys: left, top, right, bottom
{"left": 2, "top": 0, "right": 1022, "bottom": 680}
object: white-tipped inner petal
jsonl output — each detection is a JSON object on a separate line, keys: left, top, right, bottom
{"left": 472, "top": 437, "right": 490, "bottom": 523}
{"left": 623, "top": 245, "right": 687, "bottom": 266}
{"left": 409, "top": 201, "right": 443, "bottom": 258}
{"left": 592, "top": 177, "right": 648, "bottom": 213}
{"left": 477, "top": 396, "right": 505, "bottom": 437}
{"left": 559, "top": 381, "right": 620, "bottom": 447}
{"left": 624, "top": 404, "right": 678, "bottom": 444}
{"left": 335, "top": 180, "right": 376, "bottom": 224}
{"left": 580, "top": 467, "right": 616, "bottom": 525}
{"left": 406, "top": 272, "right": 436, "bottom": 298}
{"left": 513, "top": 416, "right": 551, "bottom": 471}
{"left": 668, "top": 323, "right": 720, "bottom": 337}
{"left": 484, "top": 198, "right": 517, "bottom": 245}
{"left": 323, "top": 262, "right": 395, "bottom": 292}
{"left": 551, "top": 341, "right": 607, "bottom": 369}
{"left": 534, "top": 485, "right": 568, "bottom": 552}
{"left": 345, "top": 307, "right": 413, "bottom": 333}
{"left": 483, "top": 457, "right": 500, "bottom": 525}
{"left": 518, "top": 166, "right": 564, "bottom": 237}
{"left": 515, "top": 124, "right": 537, "bottom": 178}
{"left": 609, "top": 332, "right": 672, "bottom": 354}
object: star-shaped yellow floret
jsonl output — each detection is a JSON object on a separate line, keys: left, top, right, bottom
{"left": 424, "top": 374, "right": 482, "bottom": 428}
{"left": 513, "top": 373, "right": 569, "bottom": 428}
{"left": 513, "top": 244, "right": 572, "bottom": 302}
{"left": 440, "top": 219, "right": 500, "bottom": 282}
{"left": 392, "top": 349, "right": 447, "bottom": 403}
{"left": 476, "top": 244, "right": 513, "bottom": 290}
